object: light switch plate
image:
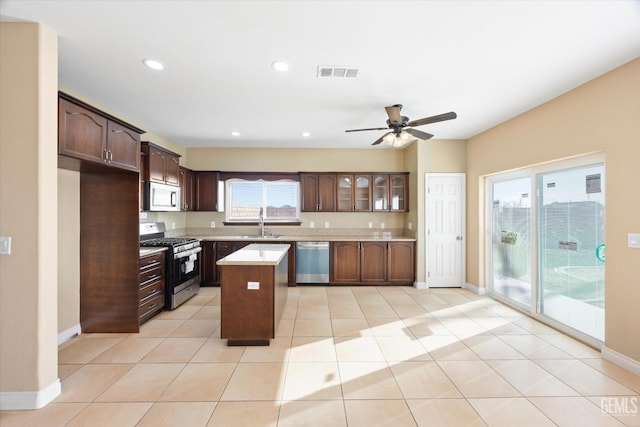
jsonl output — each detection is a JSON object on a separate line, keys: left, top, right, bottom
{"left": 247, "top": 281, "right": 260, "bottom": 290}
{"left": 0, "top": 236, "right": 11, "bottom": 255}
{"left": 628, "top": 233, "right": 640, "bottom": 248}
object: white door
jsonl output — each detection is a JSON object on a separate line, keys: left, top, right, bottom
{"left": 426, "top": 173, "right": 465, "bottom": 287}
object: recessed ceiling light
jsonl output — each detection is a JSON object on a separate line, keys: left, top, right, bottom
{"left": 302, "top": 132, "right": 311, "bottom": 137}
{"left": 231, "top": 131, "right": 240, "bottom": 137}
{"left": 271, "top": 60, "right": 289, "bottom": 72}
{"left": 143, "top": 58, "right": 165, "bottom": 71}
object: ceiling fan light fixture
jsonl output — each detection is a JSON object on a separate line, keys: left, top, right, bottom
{"left": 383, "top": 132, "right": 412, "bottom": 148}
{"left": 301, "top": 132, "right": 311, "bottom": 137}
{"left": 231, "top": 131, "right": 240, "bottom": 137}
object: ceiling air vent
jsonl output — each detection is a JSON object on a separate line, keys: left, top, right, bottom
{"left": 317, "top": 66, "right": 359, "bottom": 78}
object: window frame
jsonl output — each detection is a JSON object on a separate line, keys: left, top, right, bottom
{"left": 224, "top": 178, "right": 301, "bottom": 224}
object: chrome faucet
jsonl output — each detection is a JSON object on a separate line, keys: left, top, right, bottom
{"left": 259, "top": 207, "right": 265, "bottom": 237}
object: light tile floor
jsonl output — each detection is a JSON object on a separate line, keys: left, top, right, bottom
{"left": 1, "top": 286, "right": 639, "bottom": 427}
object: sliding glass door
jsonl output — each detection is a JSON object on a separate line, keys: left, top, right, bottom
{"left": 487, "top": 156, "right": 605, "bottom": 342}
{"left": 538, "top": 164, "right": 605, "bottom": 340}
{"left": 490, "top": 177, "right": 532, "bottom": 306}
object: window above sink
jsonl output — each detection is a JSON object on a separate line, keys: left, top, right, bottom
{"left": 225, "top": 178, "right": 300, "bottom": 224}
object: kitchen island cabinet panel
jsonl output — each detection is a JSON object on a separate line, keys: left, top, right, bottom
{"left": 218, "top": 244, "right": 289, "bottom": 345}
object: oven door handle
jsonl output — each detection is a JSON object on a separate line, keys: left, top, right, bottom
{"left": 175, "top": 246, "right": 202, "bottom": 259}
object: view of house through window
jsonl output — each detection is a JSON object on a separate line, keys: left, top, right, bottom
{"left": 486, "top": 155, "right": 605, "bottom": 342}
{"left": 226, "top": 179, "right": 300, "bottom": 222}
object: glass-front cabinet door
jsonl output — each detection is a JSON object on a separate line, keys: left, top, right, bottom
{"left": 373, "top": 175, "right": 389, "bottom": 211}
{"left": 338, "top": 174, "right": 371, "bottom": 211}
{"left": 337, "top": 175, "right": 353, "bottom": 211}
{"left": 390, "top": 174, "right": 406, "bottom": 211}
{"left": 354, "top": 175, "right": 371, "bottom": 211}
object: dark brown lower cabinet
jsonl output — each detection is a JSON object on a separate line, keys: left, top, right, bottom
{"left": 331, "top": 240, "right": 414, "bottom": 285}
{"left": 139, "top": 251, "right": 165, "bottom": 324}
{"left": 200, "top": 241, "right": 217, "bottom": 285}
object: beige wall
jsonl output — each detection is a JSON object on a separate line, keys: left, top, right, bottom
{"left": 178, "top": 147, "right": 410, "bottom": 233}
{"left": 410, "top": 140, "right": 467, "bottom": 283}
{"left": 466, "top": 58, "right": 640, "bottom": 361}
{"left": 0, "top": 22, "right": 59, "bottom": 403}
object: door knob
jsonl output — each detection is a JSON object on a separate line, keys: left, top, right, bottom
{"left": 456, "top": 236, "right": 463, "bottom": 241}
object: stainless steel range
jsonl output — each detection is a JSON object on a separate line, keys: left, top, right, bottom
{"left": 140, "top": 222, "right": 201, "bottom": 309}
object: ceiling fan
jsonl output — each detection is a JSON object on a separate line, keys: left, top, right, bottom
{"left": 345, "top": 104, "right": 457, "bottom": 147}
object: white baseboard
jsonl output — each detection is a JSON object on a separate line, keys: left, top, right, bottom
{"left": 602, "top": 346, "right": 640, "bottom": 377}
{"left": 413, "top": 281, "right": 428, "bottom": 289}
{"left": 463, "top": 282, "right": 486, "bottom": 295}
{"left": 0, "top": 379, "right": 61, "bottom": 410}
{"left": 58, "top": 324, "right": 81, "bottom": 345}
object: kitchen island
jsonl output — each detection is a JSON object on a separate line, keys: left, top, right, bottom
{"left": 217, "top": 243, "right": 290, "bottom": 345}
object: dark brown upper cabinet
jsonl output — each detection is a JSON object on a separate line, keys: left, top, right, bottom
{"left": 373, "top": 173, "right": 409, "bottom": 212}
{"left": 141, "top": 141, "right": 180, "bottom": 186}
{"left": 195, "top": 171, "right": 219, "bottom": 211}
{"left": 337, "top": 174, "right": 372, "bottom": 212}
{"left": 58, "top": 92, "right": 143, "bottom": 172}
{"left": 300, "top": 173, "right": 336, "bottom": 212}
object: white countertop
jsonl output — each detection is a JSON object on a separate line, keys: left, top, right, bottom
{"left": 139, "top": 247, "right": 168, "bottom": 257}
{"left": 217, "top": 243, "right": 291, "bottom": 266}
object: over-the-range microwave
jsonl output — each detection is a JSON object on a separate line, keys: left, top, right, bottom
{"left": 144, "top": 182, "right": 180, "bottom": 211}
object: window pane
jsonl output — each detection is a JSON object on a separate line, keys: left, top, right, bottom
{"left": 265, "top": 182, "right": 298, "bottom": 219}
{"left": 538, "top": 164, "right": 605, "bottom": 340}
{"left": 229, "top": 181, "right": 261, "bottom": 220}
{"left": 226, "top": 179, "right": 299, "bottom": 222}
{"left": 490, "top": 177, "right": 532, "bottom": 306}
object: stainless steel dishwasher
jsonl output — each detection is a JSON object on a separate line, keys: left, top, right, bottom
{"left": 295, "top": 242, "right": 330, "bottom": 284}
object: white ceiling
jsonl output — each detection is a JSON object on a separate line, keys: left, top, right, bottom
{"left": 2, "top": 1, "right": 639, "bottom": 149}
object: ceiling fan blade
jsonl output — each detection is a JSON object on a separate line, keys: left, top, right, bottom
{"left": 345, "top": 127, "right": 389, "bottom": 133}
{"left": 385, "top": 105, "right": 403, "bottom": 125}
{"left": 407, "top": 111, "right": 457, "bottom": 127}
{"left": 404, "top": 128, "right": 434, "bottom": 140}
{"left": 372, "top": 132, "right": 393, "bottom": 146}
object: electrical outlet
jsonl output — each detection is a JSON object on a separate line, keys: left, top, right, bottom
{"left": 0, "top": 236, "right": 11, "bottom": 255}
{"left": 324, "top": 222, "right": 330, "bottom": 228}
{"left": 247, "top": 281, "right": 260, "bottom": 290}
{"left": 210, "top": 221, "right": 216, "bottom": 228}
{"left": 309, "top": 221, "right": 315, "bottom": 228}
{"left": 139, "top": 212, "right": 147, "bottom": 219}
{"left": 408, "top": 222, "right": 413, "bottom": 230}
{"left": 629, "top": 233, "right": 640, "bottom": 248}
{"left": 381, "top": 223, "right": 385, "bottom": 229}
{"left": 368, "top": 222, "right": 373, "bottom": 228}
{"left": 171, "top": 222, "right": 176, "bottom": 229}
